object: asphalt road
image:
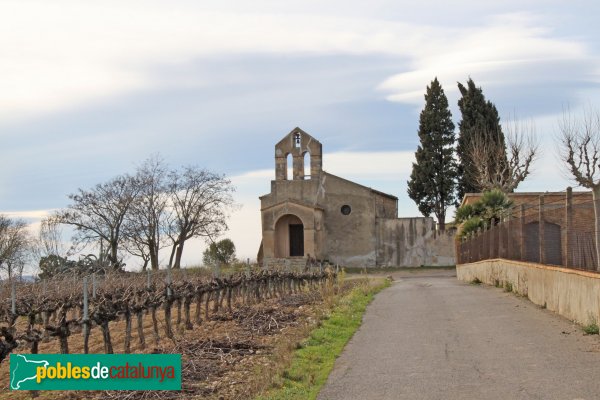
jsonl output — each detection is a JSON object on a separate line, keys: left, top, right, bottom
{"left": 318, "top": 270, "right": 600, "bottom": 400}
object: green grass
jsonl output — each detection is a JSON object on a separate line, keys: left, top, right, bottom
{"left": 583, "top": 322, "right": 600, "bottom": 335}
{"left": 255, "top": 280, "right": 391, "bottom": 400}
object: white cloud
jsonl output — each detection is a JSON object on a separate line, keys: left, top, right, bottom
{"left": 1, "top": 209, "right": 52, "bottom": 220}
{"left": 3, "top": 3, "right": 593, "bottom": 122}
{"left": 324, "top": 151, "right": 414, "bottom": 180}
{"left": 0, "top": 2, "right": 421, "bottom": 120}
{"left": 378, "top": 13, "right": 594, "bottom": 105}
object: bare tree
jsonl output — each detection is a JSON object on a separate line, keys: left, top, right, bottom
{"left": 166, "top": 166, "right": 235, "bottom": 269}
{"left": 0, "top": 215, "right": 32, "bottom": 281}
{"left": 33, "top": 217, "right": 66, "bottom": 260}
{"left": 55, "top": 174, "right": 141, "bottom": 270}
{"left": 123, "top": 156, "right": 169, "bottom": 270}
{"left": 123, "top": 238, "right": 151, "bottom": 271}
{"left": 469, "top": 118, "right": 538, "bottom": 192}
{"left": 558, "top": 107, "right": 600, "bottom": 270}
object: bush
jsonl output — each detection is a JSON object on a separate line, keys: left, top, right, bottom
{"left": 458, "top": 217, "right": 484, "bottom": 239}
{"left": 455, "top": 189, "right": 513, "bottom": 240}
{"left": 583, "top": 322, "right": 599, "bottom": 335}
{"left": 203, "top": 238, "right": 236, "bottom": 266}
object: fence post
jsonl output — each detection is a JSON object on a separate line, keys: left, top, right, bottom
{"left": 539, "top": 195, "right": 546, "bottom": 264}
{"left": 506, "top": 210, "right": 512, "bottom": 259}
{"left": 477, "top": 227, "right": 482, "bottom": 262}
{"left": 519, "top": 204, "right": 526, "bottom": 260}
{"left": 498, "top": 217, "right": 502, "bottom": 258}
{"left": 488, "top": 218, "right": 498, "bottom": 259}
{"left": 83, "top": 276, "right": 89, "bottom": 353}
{"left": 92, "top": 272, "right": 97, "bottom": 299}
{"left": 246, "top": 258, "right": 251, "bottom": 278}
{"left": 565, "top": 187, "right": 573, "bottom": 267}
{"left": 147, "top": 269, "right": 151, "bottom": 289}
{"left": 472, "top": 232, "right": 477, "bottom": 263}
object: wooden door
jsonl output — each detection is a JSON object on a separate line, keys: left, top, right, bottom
{"left": 289, "top": 224, "right": 304, "bottom": 257}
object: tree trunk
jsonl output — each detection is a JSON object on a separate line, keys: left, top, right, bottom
{"left": 59, "top": 332, "right": 69, "bottom": 354}
{"left": 204, "top": 291, "right": 211, "bottom": 320}
{"left": 593, "top": 186, "right": 600, "bottom": 271}
{"left": 58, "top": 310, "right": 69, "bottom": 354}
{"left": 227, "top": 287, "right": 232, "bottom": 313}
{"left": 163, "top": 300, "right": 173, "bottom": 339}
{"left": 42, "top": 312, "right": 50, "bottom": 342}
{"left": 150, "top": 306, "right": 160, "bottom": 345}
{"left": 100, "top": 321, "right": 113, "bottom": 354}
{"left": 184, "top": 297, "right": 193, "bottom": 330}
{"left": 175, "top": 299, "right": 182, "bottom": 326}
{"left": 83, "top": 320, "right": 90, "bottom": 354}
{"left": 110, "top": 241, "right": 119, "bottom": 270}
{"left": 437, "top": 213, "right": 446, "bottom": 233}
{"left": 124, "top": 310, "right": 132, "bottom": 354}
{"left": 173, "top": 241, "right": 185, "bottom": 269}
{"left": 150, "top": 242, "right": 159, "bottom": 271}
{"left": 168, "top": 243, "right": 177, "bottom": 269}
{"left": 136, "top": 312, "right": 146, "bottom": 350}
{"left": 212, "top": 290, "right": 220, "bottom": 313}
{"left": 195, "top": 292, "right": 203, "bottom": 324}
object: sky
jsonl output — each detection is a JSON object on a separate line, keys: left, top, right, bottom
{"left": 2, "top": 1, "right": 600, "bottom": 271}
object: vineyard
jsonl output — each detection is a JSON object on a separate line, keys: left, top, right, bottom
{"left": 0, "top": 267, "right": 339, "bottom": 399}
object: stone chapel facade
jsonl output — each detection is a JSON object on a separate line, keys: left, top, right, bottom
{"left": 257, "top": 127, "right": 455, "bottom": 268}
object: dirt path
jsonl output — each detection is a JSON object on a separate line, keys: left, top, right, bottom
{"left": 318, "top": 269, "right": 600, "bottom": 400}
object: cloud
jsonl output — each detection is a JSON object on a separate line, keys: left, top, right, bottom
{"left": 0, "top": 2, "right": 423, "bottom": 121}
{"left": 6, "top": 3, "right": 593, "bottom": 123}
{"left": 324, "top": 151, "right": 414, "bottom": 180}
{"left": 378, "top": 13, "right": 597, "bottom": 106}
{"left": 1, "top": 209, "right": 52, "bottom": 220}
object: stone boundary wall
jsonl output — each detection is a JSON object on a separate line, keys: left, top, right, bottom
{"left": 457, "top": 259, "right": 600, "bottom": 325}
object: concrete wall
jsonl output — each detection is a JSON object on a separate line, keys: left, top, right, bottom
{"left": 376, "top": 218, "right": 455, "bottom": 267}
{"left": 457, "top": 259, "right": 600, "bottom": 325}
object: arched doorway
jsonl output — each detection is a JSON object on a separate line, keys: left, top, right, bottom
{"left": 274, "top": 214, "right": 304, "bottom": 257}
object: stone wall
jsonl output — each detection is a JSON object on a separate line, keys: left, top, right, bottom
{"left": 457, "top": 259, "right": 600, "bottom": 325}
{"left": 376, "top": 217, "right": 456, "bottom": 267}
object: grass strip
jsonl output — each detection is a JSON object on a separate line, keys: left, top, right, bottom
{"left": 256, "top": 279, "right": 391, "bottom": 400}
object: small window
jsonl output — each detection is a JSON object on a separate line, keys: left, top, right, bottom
{"left": 294, "top": 133, "right": 301, "bottom": 148}
{"left": 341, "top": 205, "right": 351, "bottom": 215}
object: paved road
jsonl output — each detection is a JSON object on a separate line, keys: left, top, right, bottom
{"left": 318, "top": 270, "right": 600, "bottom": 400}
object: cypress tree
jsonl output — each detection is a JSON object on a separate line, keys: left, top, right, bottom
{"left": 408, "top": 78, "right": 457, "bottom": 232}
{"left": 456, "top": 78, "right": 507, "bottom": 199}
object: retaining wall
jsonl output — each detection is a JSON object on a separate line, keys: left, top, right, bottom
{"left": 457, "top": 259, "right": 600, "bottom": 325}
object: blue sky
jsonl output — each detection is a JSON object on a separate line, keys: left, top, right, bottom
{"left": 2, "top": 1, "right": 600, "bottom": 267}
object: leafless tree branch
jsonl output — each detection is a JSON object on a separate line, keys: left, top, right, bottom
{"left": 469, "top": 118, "right": 539, "bottom": 192}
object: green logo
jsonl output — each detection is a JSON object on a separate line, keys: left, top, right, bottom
{"left": 10, "top": 354, "right": 181, "bottom": 391}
